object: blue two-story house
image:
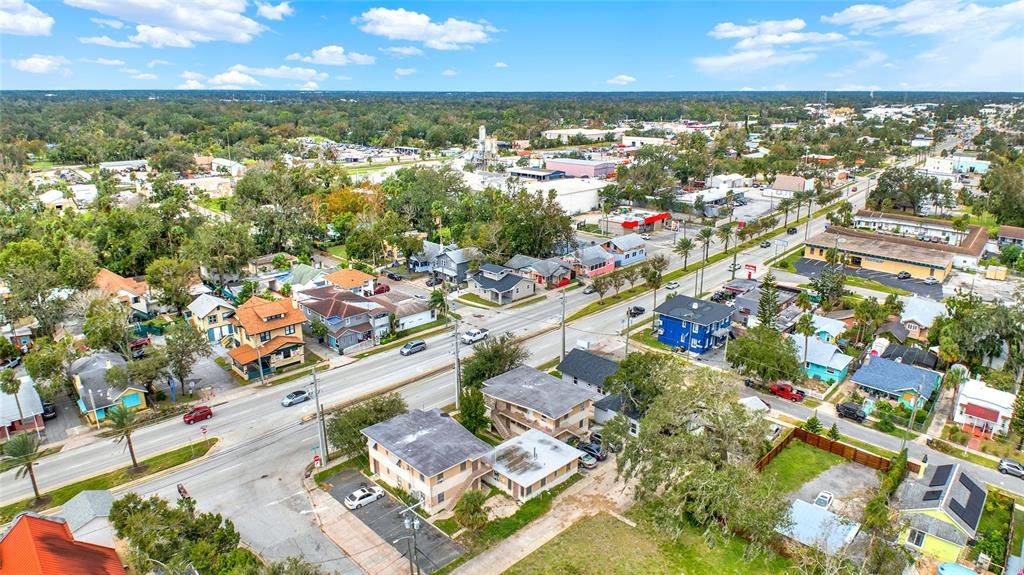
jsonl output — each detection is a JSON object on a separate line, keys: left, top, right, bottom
{"left": 654, "top": 295, "right": 732, "bottom": 355}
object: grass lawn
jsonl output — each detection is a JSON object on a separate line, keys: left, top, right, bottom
{"left": 928, "top": 438, "right": 998, "bottom": 470}
{"left": 27, "top": 160, "right": 56, "bottom": 170}
{"left": 844, "top": 276, "right": 911, "bottom": 296}
{"left": 0, "top": 439, "right": 219, "bottom": 524}
{"left": 510, "top": 295, "right": 547, "bottom": 309}
{"left": 505, "top": 511, "right": 793, "bottom": 575}
{"left": 196, "top": 196, "right": 231, "bottom": 213}
{"left": 1011, "top": 507, "right": 1024, "bottom": 557}
{"left": 969, "top": 489, "right": 1014, "bottom": 572}
{"left": 839, "top": 435, "right": 899, "bottom": 460}
{"left": 458, "top": 293, "right": 501, "bottom": 308}
{"left": 435, "top": 517, "right": 461, "bottom": 536}
{"left": 313, "top": 455, "right": 371, "bottom": 486}
{"left": 761, "top": 440, "right": 845, "bottom": 494}
{"left": 535, "top": 357, "right": 562, "bottom": 371}
{"left": 770, "top": 246, "right": 806, "bottom": 272}
{"left": 326, "top": 244, "right": 348, "bottom": 260}
{"left": 631, "top": 330, "right": 673, "bottom": 352}
{"left": 474, "top": 429, "right": 504, "bottom": 447}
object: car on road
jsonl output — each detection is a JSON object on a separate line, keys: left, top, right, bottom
{"left": 582, "top": 284, "right": 595, "bottom": 294}
{"left": 627, "top": 306, "right": 645, "bottom": 318}
{"left": 282, "top": 390, "right": 310, "bottom": 407}
{"left": 400, "top": 340, "right": 427, "bottom": 356}
{"left": 343, "top": 486, "right": 385, "bottom": 510}
{"left": 371, "top": 283, "right": 391, "bottom": 295}
{"left": 578, "top": 453, "right": 598, "bottom": 469}
{"left": 851, "top": 186, "right": 858, "bottom": 193}
{"left": 665, "top": 281, "right": 679, "bottom": 290}
{"left": 576, "top": 442, "right": 608, "bottom": 461}
{"left": 385, "top": 271, "right": 405, "bottom": 281}
{"left": 923, "top": 276, "right": 939, "bottom": 285}
{"left": 759, "top": 241, "right": 772, "bottom": 249}
{"left": 42, "top": 401, "right": 57, "bottom": 420}
{"left": 0, "top": 356, "right": 21, "bottom": 370}
{"left": 711, "top": 291, "right": 735, "bottom": 303}
{"left": 897, "top": 271, "right": 912, "bottom": 280}
{"left": 836, "top": 402, "right": 867, "bottom": 423}
{"left": 727, "top": 263, "right": 741, "bottom": 272}
{"left": 640, "top": 233, "right": 651, "bottom": 241}
{"left": 786, "top": 227, "right": 798, "bottom": 235}
{"left": 769, "top": 383, "right": 805, "bottom": 402}
{"left": 813, "top": 491, "right": 834, "bottom": 509}
{"left": 183, "top": 406, "right": 213, "bottom": 425}
{"left": 998, "top": 458, "right": 1024, "bottom": 478}
{"left": 461, "top": 329, "right": 489, "bottom": 345}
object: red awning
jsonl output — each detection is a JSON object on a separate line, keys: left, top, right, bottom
{"left": 964, "top": 403, "right": 1000, "bottom": 423}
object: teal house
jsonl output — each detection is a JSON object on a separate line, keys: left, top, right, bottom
{"left": 789, "top": 334, "right": 853, "bottom": 384}
{"left": 810, "top": 314, "right": 846, "bottom": 344}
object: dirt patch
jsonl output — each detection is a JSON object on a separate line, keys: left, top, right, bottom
{"left": 486, "top": 493, "right": 519, "bottom": 521}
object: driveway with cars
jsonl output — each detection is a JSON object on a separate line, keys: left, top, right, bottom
{"left": 326, "top": 468, "right": 463, "bottom": 574}
{"left": 792, "top": 258, "right": 944, "bottom": 299}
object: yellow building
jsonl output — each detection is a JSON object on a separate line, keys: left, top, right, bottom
{"left": 804, "top": 230, "right": 953, "bottom": 281}
{"left": 226, "top": 296, "right": 306, "bottom": 381}
{"left": 898, "top": 463, "right": 987, "bottom": 562}
{"left": 481, "top": 366, "right": 594, "bottom": 442}
{"left": 185, "top": 294, "right": 237, "bottom": 344}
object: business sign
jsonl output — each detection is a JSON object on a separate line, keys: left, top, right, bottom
{"left": 744, "top": 264, "right": 757, "bottom": 272}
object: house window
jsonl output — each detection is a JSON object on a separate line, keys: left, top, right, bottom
{"left": 437, "top": 492, "right": 445, "bottom": 504}
{"left": 907, "top": 528, "right": 926, "bottom": 548}
{"left": 260, "top": 332, "right": 270, "bottom": 342}
{"left": 629, "top": 421, "right": 639, "bottom": 435}
{"left": 525, "top": 486, "right": 532, "bottom": 496}
{"left": 285, "top": 325, "right": 296, "bottom": 335}
{"left": 208, "top": 316, "right": 217, "bottom": 325}
{"left": 461, "top": 461, "right": 467, "bottom": 472}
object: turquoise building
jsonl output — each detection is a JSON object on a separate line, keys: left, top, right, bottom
{"left": 788, "top": 334, "right": 853, "bottom": 384}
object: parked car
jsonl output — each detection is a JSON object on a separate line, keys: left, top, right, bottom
{"left": 589, "top": 431, "right": 603, "bottom": 445}
{"left": 897, "top": 271, "right": 912, "bottom": 280}
{"left": 400, "top": 340, "right": 427, "bottom": 356}
{"left": 786, "top": 227, "right": 798, "bottom": 235}
{"left": 282, "top": 390, "right": 310, "bottom": 407}
{"left": 183, "top": 406, "right": 213, "bottom": 425}
{"left": 385, "top": 271, "right": 405, "bottom": 281}
{"left": 578, "top": 453, "right": 598, "bottom": 469}
{"left": 627, "top": 306, "right": 645, "bottom": 318}
{"left": 665, "top": 281, "right": 679, "bottom": 290}
{"left": 461, "top": 329, "right": 489, "bottom": 345}
{"left": 998, "top": 458, "right": 1024, "bottom": 478}
{"left": 836, "top": 402, "right": 867, "bottom": 423}
{"left": 759, "top": 241, "right": 772, "bottom": 249}
{"left": 923, "top": 276, "right": 939, "bottom": 285}
{"left": 576, "top": 442, "right": 607, "bottom": 461}
{"left": 640, "top": 233, "right": 651, "bottom": 241}
{"left": 425, "top": 277, "right": 440, "bottom": 287}
{"left": 41, "top": 401, "right": 57, "bottom": 420}
{"left": 769, "top": 383, "right": 805, "bottom": 402}
{"left": 0, "top": 356, "right": 21, "bottom": 370}
{"left": 372, "top": 283, "right": 391, "bottom": 295}
{"left": 582, "top": 284, "right": 595, "bottom": 294}
{"left": 765, "top": 423, "right": 782, "bottom": 442}
{"left": 343, "top": 486, "right": 385, "bottom": 510}
{"left": 813, "top": 491, "right": 835, "bottom": 509}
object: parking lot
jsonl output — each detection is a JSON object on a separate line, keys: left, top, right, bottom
{"left": 793, "top": 259, "right": 944, "bottom": 300}
{"left": 326, "top": 468, "right": 463, "bottom": 574}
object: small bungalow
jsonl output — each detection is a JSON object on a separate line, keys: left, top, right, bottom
{"left": 778, "top": 499, "right": 860, "bottom": 556}
{"left": 850, "top": 357, "right": 940, "bottom": 409}
{"left": 469, "top": 264, "right": 537, "bottom": 306}
{"left": 556, "top": 348, "right": 619, "bottom": 394}
{"left": 484, "top": 429, "right": 584, "bottom": 503}
{"left": 898, "top": 463, "right": 987, "bottom": 562}
{"left": 71, "top": 352, "right": 148, "bottom": 424}
{"left": 953, "top": 378, "right": 1016, "bottom": 438}
{"left": 601, "top": 233, "right": 646, "bottom": 267}
{"left": 369, "top": 291, "right": 434, "bottom": 331}
{"left": 504, "top": 255, "right": 573, "bottom": 289}
{"left": 788, "top": 334, "right": 853, "bottom": 384}
{"left": 593, "top": 393, "right": 640, "bottom": 437}
{"left": 186, "top": 294, "right": 236, "bottom": 344}
{"left": 899, "top": 296, "right": 947, "bottom": 343}
{"left": 94, "top": 268, "right": 159, "bottom": 317}
{"left": 810, "top": 314, "right": 847, "bottom": 343}
{"left": 409, "top": 241, "right": 454, "bottom": 274}
{"left": 562, "top": 244, "right": 615, "bottom": 279}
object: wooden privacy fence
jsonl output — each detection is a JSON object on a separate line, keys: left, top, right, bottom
{"left": 755, "top": 426, "right": 922, "bottom": 474}
{"left": 755, "top": 428, "right": 796, "bottom": 471}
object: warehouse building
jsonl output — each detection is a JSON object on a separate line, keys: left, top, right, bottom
{"left": 804, "top": 229, "right": 954, "bottom": 281}
{"left": 542, "top": 158, "right": 616, "bottom": 179}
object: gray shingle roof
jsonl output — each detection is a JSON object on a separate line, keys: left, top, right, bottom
{"left": 71, "top": 352, "right": 144, "bottom": 410}
{"left": 851, "top": 357, "right": 939, "bottom": 397}
{"left": 471, "top": 270, "right": 525, "bottom": 293}
{"left": 483, "top": 366, "right": 594, "bottom": 419}
{"left": 593, "top": 392, "right": 640, "bottom": 421}
{"left": 361, "top": 409, "right": 492, "bottom": 477}
{"left": 187, "top": 293, "right": 235, "bottom": 318}
{"left": 556, "top": 349, "right": 619, "bottom": 389}
{"left": 61, "top": 490, "right": 113, "bottom": 533}
{"left": 607, "top": 233, "right": 645, "bottom": 252}
{"left": 505, "top": 254, "right": 540, "bottom": 270}
{"left": 655, "top": 295, "right": 732, "bottom": 326}
{"left": 577, "top": 245, "right": 611, "bottom": 267}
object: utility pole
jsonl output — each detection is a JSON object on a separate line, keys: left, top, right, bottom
{"left": 624, "top": 310, "right": 632, "bottom": 357}
{"left": 255, "top": 343, "right": 267, "bottom": 386}
{"left": 901, "top": 383, "right": 922, "bottom": 454}
{"left": 312, "top": 367, "right": 328, "bottom": 466}
{"left": 453, "top": 311, "right": 462, "bottom": 410}
{"left": 560, "top": 289, "right": 567, "bottom": 361}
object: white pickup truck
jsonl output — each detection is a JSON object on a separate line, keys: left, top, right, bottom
{"left": 461, "top": 328, "right": 489, "bottom": 345}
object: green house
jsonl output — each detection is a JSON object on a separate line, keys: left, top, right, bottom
{"left": 898, "top": 463, "right": 987, "bottom": 563}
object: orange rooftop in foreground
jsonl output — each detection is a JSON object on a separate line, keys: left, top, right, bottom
{"left": 0, "top": 512, "right": 126, "bottom": 575}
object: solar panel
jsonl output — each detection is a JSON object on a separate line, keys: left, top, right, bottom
{"left": 955, "top": 473, "right": 986, "bottom": 529}
{"left": 923, "top": 490, "right": 943, "bottom": 501}
{"left": 930, "top": 464, "right": 953, "bottom": 487}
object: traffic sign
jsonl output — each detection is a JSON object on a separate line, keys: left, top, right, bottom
{"left": 200, "top": 426, "right": 208, "bottom": 436}
{"left": 744, "top": 264, "right": 757, "bottom": 272}
{"left": 313, "top": 454, "right": 322, "bottom": 467}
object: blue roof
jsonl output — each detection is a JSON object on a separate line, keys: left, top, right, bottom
{"left": 851, "top": 357, "right": 939, "bottom": 397}
{"left": 778, "top": 499, "right": 860, "bottom": 555}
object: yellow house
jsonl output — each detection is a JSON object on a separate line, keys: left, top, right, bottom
{"left": 227, "top": 296, "right": 306, "bottom": 381}
{"left": 898, "top": 463, "right": 988, "bottom": 562}
{"left": 186, "top": 293, "right": 237, "bottom": 344}
{"left": 70, "top": 352, "right": 148, "bottom": 424}
{"left": 481, "top": 366, "right": 594, "bottom": 442}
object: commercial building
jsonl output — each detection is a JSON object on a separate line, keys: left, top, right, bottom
{"left": 542, "top": 158, "right": 615, "bottom": 179}
{"left": 898, "top": 464, "right": 987, "bottom": 562}
{"left": 852, "top": 211, "right": 982, "bottom": 256}
{"left": 953, "top": 378, "right": 1016, "bottom": 438}
{"left": 709, "top": 173, "right": 751, "bottom": 189}
{"left": 765, "top": 174, "right": 814, "bottom": 199}
{"left": 621, "top": 135, "right": 666, "bottom": 147}
{"left": 520, "top": 177, "right": 605, "bottom": 215}
{"left": 482, "top": 366, "right": 595, "bottom": 442}
{"left": 598, "top": 207, "right": 671, "bottom": 234}
{"left": 541, "top": 128, "right": 623, "bottom": 143}
{"left": 654, "top": 295, "right": 732, "bottom": 355}
{"left": 804, "top": 230, "right": 954, "bottom": 281}
{"left": 99, "top": 159, "right": 148, "bottom": 172}
{"left": 484, "top": 429, "right": 584, "bottom": 503}
{"left": 508, "top": 167, "right": 563, "bottom": 181}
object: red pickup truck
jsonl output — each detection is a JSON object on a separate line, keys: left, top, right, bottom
{"left": 769, "top": 383, "right": 806, "bottom": 402}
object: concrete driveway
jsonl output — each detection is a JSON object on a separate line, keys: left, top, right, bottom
{"left": 789, "top": 462, "right": 880, "bottom": 521}
{"left": 326, "top": 468, "right": 463, "bottom": 574}
{"left": 793, "top": 258, "right": 944, "bottom": 300}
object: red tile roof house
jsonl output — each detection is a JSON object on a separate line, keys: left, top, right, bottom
{"left": 0, "top": 512, "right": 126, "bottom": 575}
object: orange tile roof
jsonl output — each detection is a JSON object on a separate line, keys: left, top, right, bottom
{"left": 232, "top": 297, "right": 306, "bottom": 335}
{"left": 94, "top": 268, "right": 147, "bottom": 297}
{"left": 0, "top": 513, "right": 126, "bottom": 575}
{"left": 323, "top": 268, "right": 374, "bottom": 289}
{"left": 227, "top": 336, "right": 304, "bottom": 365}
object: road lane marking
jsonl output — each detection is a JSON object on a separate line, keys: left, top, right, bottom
{"left": 266, "top": 491, "right": 305, "bottom": 506}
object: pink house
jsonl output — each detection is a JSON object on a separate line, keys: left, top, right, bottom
{"left": 563, "top": 245, "right": 615, "bottom": 278}
{"left": 543, "top": 158, "right": 616, "bottom": 179}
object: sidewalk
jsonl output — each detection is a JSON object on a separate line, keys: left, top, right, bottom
{"left": 452, "top": 459, "right": 634, "bottom": 575}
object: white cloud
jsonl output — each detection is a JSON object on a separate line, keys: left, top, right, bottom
{"left": 11, "top": 54, "right": 68, "bottom": 74}
{"left": 494, "top": 61, "right": 508, "bottom": 68}
{"left": 734, "top": 31, "right": 844, "bottom": 50}
{"left": 298, "top": 81, "right": 319, "bottom": 91}
{"left": 255, "top": 1, "right": 292, "bottom": 21}
{"left": 178, "top": 79, "right": 204, "bottom": 89}
{"left": 739, "top": 86, "right": 757, "bottom": 91}
{"left": 90, "top": 16, "right": 123, "bottom": 29}
{"left": 79, "top": 35, "right": 139, "bottom": 48}
{"left": 821, "top": 0, "right": 1013, "bottom": 34}
{"left": 336, "top": 75, "right": 352, "bottom": 81}
{"left": 393, "top": 67, "right": 416, "bottom": 78}
{"left": 147, "top": 59, "right": 171, "bottom": 67}
{"left": 229, "top": 64, "right": 326, "bottom": 81}
{"left": 119, "top": 67, "right": 141, "bottom": 74}
{"left": 64, "top": 0, "right": 267, "bottom": 47}
{"left": 355, "top": 7, "right": 496, "bottom": 50}
{"left": 710, "top": 18, "right": 806, "bottom": 39}
{"left": 132, "top": 72, "right": 158, "bottom": 80}
{"left": 606, "top": 74, "right": 636, "bottom": 85}
{"left": 381, "top": 46, "right": 423, "bottom": 57}
{"left": 694, "top": 49, "right": 815, "bottom": 74}
{"left": 180, "top": 70, "right": 206, "bottom": 81}
{"left": 209, "top": 69, "right": 261, "bottom": 86}
{"left": 287, "top": 45, "right": 375, "bottom": 66}
{"left": 1, "top": 0, "right": 54, "bottom": 35}
{"left": 81, "top": 57, "right": 125, "bottom": 65}
{"left": 836, "top": 83, "right": 881, "bottom": 91}
{"left": 441, "top": 68, "right": 457, "bottom": 76}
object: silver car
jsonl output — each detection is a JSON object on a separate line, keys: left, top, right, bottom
{"left": 282, "top": 390, "right": 310, "bottom": 407}
{"left": 344, "top": 486, "right": 385, "bottom": 509}
{"left": 999, "top": 458, "right": 1024, "bottom": 478}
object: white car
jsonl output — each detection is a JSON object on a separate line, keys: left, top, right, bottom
{"left": 640, "top": 234, "right": 652, "bottom": 240}
{"left": 923, "top": 276, "right": 939, "bottom": 285}
{"left": 343, "top": 486, "right": 385, "bottom": 510}
{"left": 812, "top": 491, "right": 834, "bottom": 509}
{"left": 665, "top": 281, "right": 679, "bottom": 290}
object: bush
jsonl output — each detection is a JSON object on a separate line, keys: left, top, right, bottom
{"left": 155, "top": 391, "right": 167, "bottom": 401}
{"left": 803, "top": 415, "right": 824, "bottom": 434}
{"left": 875, "top": 415, "right": 896, "bottom": 433}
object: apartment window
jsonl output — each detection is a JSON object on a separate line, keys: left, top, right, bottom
{"left": 285, "top": 325, "right": 296, "bottom": 335}
{"left": 907, "top": 529, "right": 926, "bottom": 548}
{"left": 437, "top": 492, "right": 445, "bottom": 504}
{"left": 419, "top": 473, "right": 424, "bottom": 482}
{"left": 540, "top": 477, "right": 546, "bottom": 488}
{"left": 260, "top": 332, "right": 270, "bottom": 342}
{"left": 460, "top": 461, "right": 467, "bottom": 472}
{"left": 436, "top": 473, "right": 445, "bottom": 484}
{"left": 525, "top": 486, "right": 532, "bottom": 496}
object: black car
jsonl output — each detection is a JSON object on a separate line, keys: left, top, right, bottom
{"left": 425, "top": 277, "right": 440, "bottom": 287}
{"left": 627, "top": 306, "right": 645, "bottom": 318}
{"left": 836, "top": 402, "right": 867, "bottom": 423}
{"left": 896, "top": 271, "right": 912, "bottom": 280}
{"left": 576, "top": 442, "right": 607, "bottom": 461}
{"left": 386, "top": 271, "right": 405, "bottom": 281}
{"left": 42, "top": 401, "right": 57, "bottom": 420}
{"left": 786, "top": 227, "right": 798, "bottom": 235}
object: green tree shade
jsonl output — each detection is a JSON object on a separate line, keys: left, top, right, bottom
{"left": 458, "top": 387, "right": 488, "bottom": 434}
{"left": 603, "top": 352, "right": 670, "bottom": 418}
{"left": 0, "top": 239, "right": 68, "bottom": 337}
{"left": 0, "top": 337, "right": 18, "bottom": 361}
{"left": 673, "top": 238, "right": 695, "bottom": 270}
{"left": 0, "top": 369, "right": 24, "bottom": 420}
{"left": 23, "top": 336, "right": 80, "bottom": 400}
{"left": 755, "top": 270, "right": 781, "bottom": 328}
{"left": 187, "top": 219, "right": 256, "bottom": 289}
{"left": 429, "top": 289, "right": 449, "bottom": 320}
{"left": 803, "top": 414, "right": 824, "bottom": 434}
{"left": 454, "top": 489, "right": 490, "bottom": 531}
{"left": 460, "top": 333, "right": 529, "bottom": 389}
{"left": 325, "top": 393, "right": 408, "bottom": 461}
{"left": 795, "top": 312, "right": 816, "bottom": 366}
{"left": 1012, "top": 391, "right": 1024, "bottom": 450}
{"left": 83, "top": 298, "right": 133, "bottom": 358}
{"left": 145, "top": 257, "right": 198, "bottom": 313}
{"left": 107, "top": 405, "right": 141, "bottom": 468}
{"left": 726, "top": 325, "right": 804, "bottom": 384}
{"left": 164, "top": 321, "right": 213, "bottom": 397}
{"left": 4, "top": 432, "right": 42, "bottom": 499}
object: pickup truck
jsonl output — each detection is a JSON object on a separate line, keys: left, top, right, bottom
{"left": 461, "top": 329, "right": 489, "bottom": 345}
{"left": 769, "top": 383, "right": 806, "bottom": 402}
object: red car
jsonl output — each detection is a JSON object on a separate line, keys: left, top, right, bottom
{"left": 373, "top": 283, "right": 391, "bottom": 295}
{"left": 183, "top": 406, "right": 213, "bottom": 424}
{"left": 769, "top": 383, "right": 806, "bottom": 403}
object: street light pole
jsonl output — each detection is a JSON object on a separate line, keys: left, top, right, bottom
{"left": 312, "top": 367, "right": 328, "bottom": 466}
{"left": 624, "top": 310, "right": 632, "bottom": 358}
{"left": 560, "top": 289, "right": 566, "bottom": 361}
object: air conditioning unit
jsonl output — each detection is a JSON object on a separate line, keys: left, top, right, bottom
{"left": 652, "top": 319, "right": 662, "bottom": 327}
{"left": 655, "top": 329, "right": 664, "bottom": 336}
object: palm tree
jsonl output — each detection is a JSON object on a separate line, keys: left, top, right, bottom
{"left": 107, "top": 406, "right": 141, "bottom": 468}
{"left": 0, "top": 370, "right": 23, "bottom": 421}
{"left": 429, "top": 289, "right": 449, "bottom": 321}
{"left": 716, "top": 223, "right": 735, "bottom": 254}
{"left": 4, "top": 433, "right": 42, "bottom": 500}
{"left": 778, "top": 198, "right": 795, "bottom": 226}
{"left": 795, "top": 291, "right": 814, "bottom": 313}
{"left": 697, "top": 227, "right": 716, "bottom": 264}
{"left": 674, "top": 238, "right": 695, "bottom": 271}
{"left": 795, "top": 313, "right": 816, "bottom": 366}
{"left": 945, "top": 368, "right": 968, "bottom": 420}
{"left": 646, "top": 267, "right": 663, "bottom": 312}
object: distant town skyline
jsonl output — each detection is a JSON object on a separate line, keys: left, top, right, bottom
{"left": 2, "top": 0, "right": 1023, "bottom": 92}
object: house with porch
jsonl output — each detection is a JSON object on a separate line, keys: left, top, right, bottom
{"left": 0, "top": 512, "right": 127, "bottom": 575}
{"left": 323, "top": 268, "right": 376, "bottom": 295}
{"left": 504, "top": 255, "right": 573, "bottom": 289}
{"left": 788, "top": 333, "right": 853, "bottom": 384}
{"left": 434, "top": 247, "right": 479, "bottom": 284}
{"left": 601, "top": 233, "right": 647, "bottom": 267}
{"left": 71, "top": 352, "right": 148, "bottom": 424}
{"left": 362, "top": 408, "right": 493, "bottom": 514}
{"left": 953, "top": 378, "right": 1016, "bottom": 438}
{"left": 186, "top": 294, "right": 236, "bottom": 344}
{"left": 94, "top": 268, "right": 159, "bottom": 317}
{"left": 298, "top": 286, "right": 390, "bottom": 352}
{"left": 850, "top": 357, "right": 940, "bottom": 409}
{"left": 484, "top": 429, "right": 584, "bottom": 503}
{"left": 898, "top": 463, "right": 987, "bottom": 563}
{"left": 654, "top": 295, "right": 732, "bottom": 355}
{"left": 409, "top": 241, "right": 455, "bottom": 274}
{"left": 468, "top": 264, "right": 537, "bottom": 306}
{"left": 899, "top": 296, "right": 947, "bottom": 343}
{"left": 369, "top": 292, "right": 434, "bottom": 331}
{"left": 1, "top": 374, "right": 45, "bottom": 440}
{"left": 562, "top": 244, "right": 615, "bottom": 279}
{"left": 482, "top": 366, "right": 594, "bottom": 442}
{"left": 227, "top": 297, "right": 306, "bottom": 381}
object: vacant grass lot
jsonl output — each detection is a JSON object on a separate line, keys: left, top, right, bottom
{"left": 505, "top": 511, "right": 793, "bottom": 575}
{"left": 761, "top": 440, "right": 845, "bottom": 494}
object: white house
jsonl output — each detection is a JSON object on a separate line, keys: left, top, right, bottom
{"left": 212, "top": 158, "right": 245, "bottom": 177}
{"left": 953, "top": 378, "right": 1016, "bottom": 437}
{"left": 710, "top": 173, "right": 752, "bottom": 189}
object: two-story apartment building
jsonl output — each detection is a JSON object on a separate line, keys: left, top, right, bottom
{"left": 481, "top": 366, "right": 594, "bottom": 442}
{"left": 226, "top": 297, "right": 306, "bottom": 381}
{"left": 185, "top": 294, "right": 236, "bottom": 343}
{"left": 556, "top": 348, "right": 620, "bottom": 394}
{"left": 362, "top": 409, "right": 493, "bottom": 514}
{"left": 898, "top": 463, "right": 987, "bottom": 563}
{"left": 601, "top": 233, "right": 646, "bottom": 267}
{"left": 469, "top": 264, "right": 537, "bottom": 306}
{"left": 297, "top": 286, "right": 390, "bottom": 352}
{"left": 654, "top": 295, "right": 732, "bottom": 355}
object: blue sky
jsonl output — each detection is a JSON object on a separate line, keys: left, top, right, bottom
{"left": 2, "top": 0, "right": 1023, "bottom": 91}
